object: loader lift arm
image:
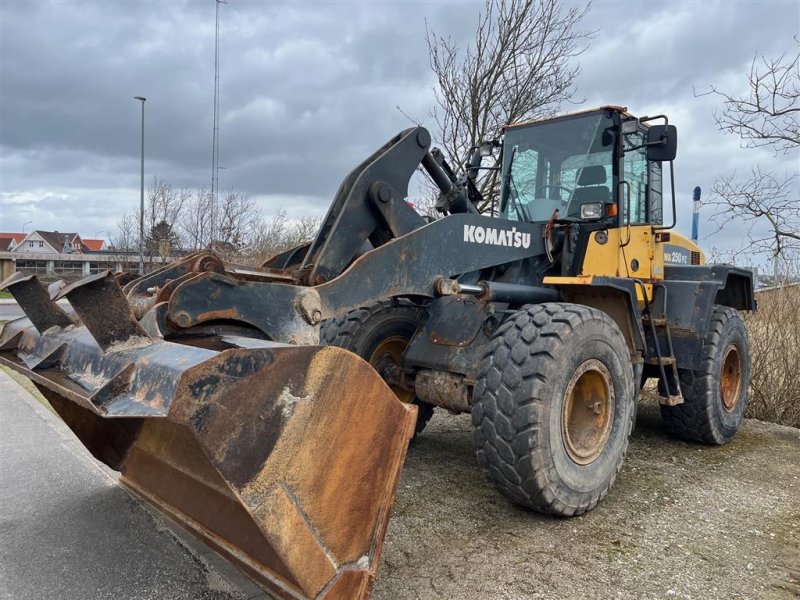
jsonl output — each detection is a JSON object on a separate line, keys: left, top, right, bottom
{"left": 298, "top": 126, "right": 479, "bottom": 285}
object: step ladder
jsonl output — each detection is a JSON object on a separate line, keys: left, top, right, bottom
{"left": 640, "top": 282, "right": 684, "bottom": 406}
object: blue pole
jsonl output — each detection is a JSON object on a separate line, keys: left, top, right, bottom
{"left": 691, "top": 186, "right": 701, "bottom": 242}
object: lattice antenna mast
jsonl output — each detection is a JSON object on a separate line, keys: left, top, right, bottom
{"left": 210, "top": 0, "right": 227, "bottom": 245}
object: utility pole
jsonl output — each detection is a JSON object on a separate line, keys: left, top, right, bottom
{"left": 210, "top": 0, "right": 227, "bottom": 246}
{"left": 134, "top": 96, "right": 146, "bottom": 275}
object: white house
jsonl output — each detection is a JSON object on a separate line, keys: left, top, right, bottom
{"left": 14, "top": 230, "right": 84, "bottom": 254}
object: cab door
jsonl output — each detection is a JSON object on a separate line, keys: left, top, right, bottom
{"left": 618, "top": 129, "right": 664, "bottom": 285}
{"left": 577, "top": 128, "right": 665, "bottom": 302}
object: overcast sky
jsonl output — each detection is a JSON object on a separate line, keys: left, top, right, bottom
{"left": 1, "top": 0, "right": 797, "bottom": 266}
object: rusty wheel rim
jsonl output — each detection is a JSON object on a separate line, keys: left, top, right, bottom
{"left": 369, "top": 336, "right": 415, "bottom": 404}
{"left": 562, "top": 359, "right": 615, "bottom": 466}
{"left": 720, "top": 344, "right": 742, "bottom": 412}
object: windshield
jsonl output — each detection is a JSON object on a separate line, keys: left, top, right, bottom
{"left": 500, "top": 112, "right": 616, "bottom": 222}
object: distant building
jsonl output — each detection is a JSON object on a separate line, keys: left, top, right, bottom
{"left": 82, "top": 238, "right": 106, "bottom": 252}
{"left": 0, "top": 232, "right": 26, "bottom": 251}
{"left": 14, "top": 230, "right": 84, "bottom": 254}
{"left": 0, "top": 230, "right": 131, "bottom": 282}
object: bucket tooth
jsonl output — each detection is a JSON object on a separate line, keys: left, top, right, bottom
{"left": 57, "top": 271, "right": 151, "bottom": 352}
{"left": 0, "top": 272, "right": 74, "bottom": 333}
{"left": 0, "top": 329, "right": 24, "bottom": 351}
{"left": 47, "top": 279, "right": 66, "bottom": 300}
{"left": 26, "top": 342, "right": 68, "bottom": 371}
{"left": 89, "top": 363, "right": 137, "bottom": 411}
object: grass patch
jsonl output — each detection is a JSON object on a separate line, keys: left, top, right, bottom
{"left": 745, "top": 286, "right": 800, "bottom": 428}
{"left": 0, "top": 290, "right": 12, "bottom": 299}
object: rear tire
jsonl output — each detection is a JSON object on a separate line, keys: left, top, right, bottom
{"left": 471, "top": 303, "right": 635, "bottom": 517}
{"left": 660, "top": 305, "right": 749, "bottom": 445}
{"left": 321, "top": 300, "right": 434, "bottom": 436}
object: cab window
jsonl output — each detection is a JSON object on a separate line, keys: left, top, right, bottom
{"left": 623, "top": 131, "right": 648, "bottom": 224}
{"left": 649, "top": 161, "right": 663, "bottom": 225}
{"left": 501, "top": 112, "right": 615, "bottom": 222}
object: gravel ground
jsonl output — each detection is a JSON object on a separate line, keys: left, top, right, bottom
{"left": 372, "top": 399, "right": 800, "bottom": 600}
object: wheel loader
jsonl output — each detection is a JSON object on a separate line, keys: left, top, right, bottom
{"left": 0, "top": 105, "right": 754, "bottom": 599}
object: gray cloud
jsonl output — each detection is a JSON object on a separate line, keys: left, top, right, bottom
{"left": 1, "top": 0, "right": 797, "bottom": 266}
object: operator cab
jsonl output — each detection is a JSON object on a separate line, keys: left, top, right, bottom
{"left": 497, "top": 107, "right": 673, "bottom": 228}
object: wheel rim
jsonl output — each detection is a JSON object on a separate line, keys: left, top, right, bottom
{"left": 720, "top": 344, "right": 742, "bottom": 412}
{"left": 561, "top": 359, "right": 615, "bottom": 466}
{"left": 368, "top": 336, "right": 415, "bottom": 404}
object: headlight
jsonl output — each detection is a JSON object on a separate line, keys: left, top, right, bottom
{"left": 580, "top": 202, "right": 603, "bottom": 220}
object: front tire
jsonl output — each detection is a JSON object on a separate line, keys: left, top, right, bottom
{"left": 471, "top": 303, "right": 636, "bottom": 517}
{"left": 660, "top": 305, "right": 749, "bottom": 445}
{"left": 321, "top": 300, "right": 434, "bottom": 436}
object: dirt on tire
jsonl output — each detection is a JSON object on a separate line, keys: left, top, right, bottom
{"left": 661, "top": 305, "right": 749, "bottom": 445}
{"left": 472, "top": 303, "right": 636, "bottom": 516}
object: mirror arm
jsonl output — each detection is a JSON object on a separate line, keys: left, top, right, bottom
{"left": 624, "top": 138, "right": 667, "bottom": 154}
{"left": 638, "top": 114, "right": 669, "bottom": 126}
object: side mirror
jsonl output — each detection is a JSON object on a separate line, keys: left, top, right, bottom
{"left": 466, "top": 140, "right": 500, "bottom": 180}
{"left": 646, "top": 125, "right": 677, "bottom": 162}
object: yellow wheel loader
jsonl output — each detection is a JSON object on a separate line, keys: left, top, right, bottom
{"left": 0, "top": 106, "right": 754, "bottom": 599}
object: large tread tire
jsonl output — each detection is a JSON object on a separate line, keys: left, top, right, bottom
{"left": 660, "top": 305, "right": 749, "bottom": 445}
{"left": 321, "top": 300, "right": 434, "bottom": 436}
{"left": 471, "top": 303, "right": 635, "bottom": 517}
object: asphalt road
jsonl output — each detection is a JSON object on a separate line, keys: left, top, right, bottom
{"left": 0, "top": 370, "right": 267, "bottom": 600}
{"left": 0, "top": 299, "right": 72, "bottom": 321}
{"left": 0, "top": 302, "right": 24, "bottom": 321}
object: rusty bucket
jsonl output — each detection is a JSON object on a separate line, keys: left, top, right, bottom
{"left": 0, "top": 272, "right": 416, "bottom": 599}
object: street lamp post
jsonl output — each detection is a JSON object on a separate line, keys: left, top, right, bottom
{"left": 134, "top": 96, "right": 146, "bottom": 275}
{"left": 22, "top": 220, "right": 32, "bottom": 234}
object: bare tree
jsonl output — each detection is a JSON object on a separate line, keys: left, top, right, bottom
{"left": 711, "top": 167, "right": 799, "bottom": 256}
{"left": 247, "top": 210, "right": 322, "bottom": 265}
{"left": 426, "top": 0, "right": 592, "bottom": 212}
{"left": 217, "top": 191, "right": 260, "bottom": 248}
{"left": 252, "top": 209, "right": 289, "bottom": 257}
{"left": 702, "top": 40, "right": 800, "bottom": 257}
{"left": 282, "top": 215, "right": 321, "bottom": 248}
{"left": 111, "top": 177, "right": 320, "bottom": 266}
{"left": 143, "top": 177, "right": 188, "bottom": 256}
{"left": 181, "top": 187, "right": 214, "bottom": 251}
{"left": 108, "top": 210, "right": 138, "bottom": 252}
{"left": 704, "top": 39, "right": 800, "bottom": 153}
{"left": 411, "top": 181, "right": 442, "bottom": 219}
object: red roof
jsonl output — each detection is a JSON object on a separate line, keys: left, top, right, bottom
{"left": 82, "top": 239, "right": 105, "bottom": 251}
{"left": 0, "top": 233, "right": 26, "bottom": 251}
{"left": 0, "top": 232, "right": 26, "bottom": 243}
